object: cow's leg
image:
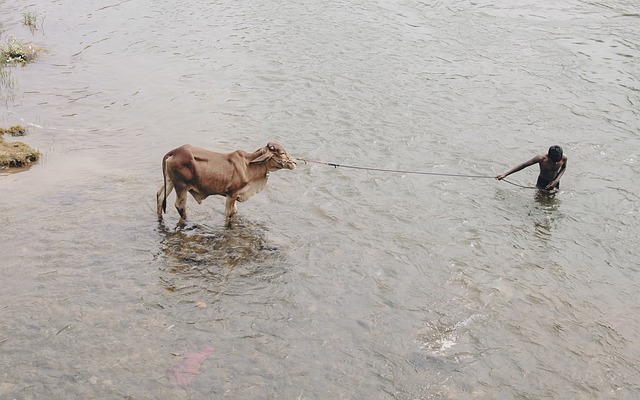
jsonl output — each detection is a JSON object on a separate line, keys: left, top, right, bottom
{"left": 224, "top": 194, "right": 239, "bottom": 228}
{"left": 156, "top": 178, "right": 174, "bottom": 219}
{"left": 175, "top": 187, "right": 188, "bottom": 224}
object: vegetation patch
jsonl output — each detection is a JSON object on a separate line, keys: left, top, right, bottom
{"left": 0, "top": 36, "right": 42, "bottom": 65}
{"left": 23, "top": 12, "right": 44, "bottom": 33}
{"left": 0, "top": 125, "right": 40, "bottom": 169}
{"left": 0, "top": 125, "right": 29, "bottom": 136}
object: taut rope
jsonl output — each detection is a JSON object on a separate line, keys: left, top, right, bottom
{"left": 297, "top": 158, "right": 538, "bottom": 189}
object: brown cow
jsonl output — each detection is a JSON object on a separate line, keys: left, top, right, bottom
{"left": 157, "top": 142, "right": 296, "bottom": 227}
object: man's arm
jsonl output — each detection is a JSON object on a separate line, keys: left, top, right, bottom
{"left": 545, "top": 156, "right": 567, "bottom": 189}
{"left": 496, "top": 155, "right": 543, "bottom": 180}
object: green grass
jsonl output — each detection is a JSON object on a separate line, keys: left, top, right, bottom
{"left": 22, "top": 12, "right": 44, "bottom": 33}
{"left": 0, "top": 36, "right": 41, "bottom": 64}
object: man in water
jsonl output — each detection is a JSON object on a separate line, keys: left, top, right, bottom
{"left": 495, "top": 145, "right": 567, "bottom": 191}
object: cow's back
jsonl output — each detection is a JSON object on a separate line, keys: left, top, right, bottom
{"left": 167, "top": 145, "right": 246, "bottom": 196}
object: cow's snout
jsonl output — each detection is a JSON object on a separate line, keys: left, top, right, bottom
{"left": 286, "top": 158, "right": 297, "bottom": 170}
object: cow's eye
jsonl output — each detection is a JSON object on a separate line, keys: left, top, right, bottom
{"left": 268, "top": 145, "right": 275, "bottom": 151}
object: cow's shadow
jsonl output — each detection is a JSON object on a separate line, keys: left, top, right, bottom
{"left": 157, "top": 217, "right": 279, "bottom": 267}
{"left": 155, "top": 217, "right": 286, "bottom": 293}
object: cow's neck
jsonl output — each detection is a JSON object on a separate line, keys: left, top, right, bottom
{"left": 245, "top": 148, "right": 271, "bottom": 178}
{"left": 246, "top": 162, "right": 269, "bottom": 180}
{"left": 247, "top": 148, "right": 266, "bottom": 162}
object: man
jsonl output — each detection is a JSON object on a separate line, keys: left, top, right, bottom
{"left": 495, "top": 145, "right": 567, "bottom": 191}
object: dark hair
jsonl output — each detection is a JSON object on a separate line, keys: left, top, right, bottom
{"left": 548, "top": 145, "right": 563, "bottom": 162}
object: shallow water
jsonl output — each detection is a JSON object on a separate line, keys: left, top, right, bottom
{"left": 1, "top": 0, "right": 639, "bottom": 398}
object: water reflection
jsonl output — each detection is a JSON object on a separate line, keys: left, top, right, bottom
{"left": 1, "top": 65, "right": 15, "bottom": 102}
{"left": 156, "top": 217, "right": 286, "bottom": 294}
{"left": 531, "top": 190, "right": 563, "bottom": 241}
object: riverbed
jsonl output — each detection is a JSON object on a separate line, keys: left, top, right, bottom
{"left": 1, "top": 0, "right": 639, "bottom": 398}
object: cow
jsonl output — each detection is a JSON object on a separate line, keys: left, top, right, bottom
{"left": 157, "top": 142, "right": 296, "bottom": 227}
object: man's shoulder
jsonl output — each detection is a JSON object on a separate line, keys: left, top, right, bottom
{"left": 534, "top": 153, "right": 547, "bottom": 162}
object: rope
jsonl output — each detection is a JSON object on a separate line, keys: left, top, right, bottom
{"left": 500, "top": 179, "right": 539, "bottom": 189}
{"left": 297, "top": 158, "right": 539, "bottom": 189}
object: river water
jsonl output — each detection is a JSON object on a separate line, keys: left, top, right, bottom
{"left": 1, "top": 0, "right": 639, "bottom": 398}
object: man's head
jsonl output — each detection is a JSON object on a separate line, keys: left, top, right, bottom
{"left": 548, "top": 145, "right": 563, "bottom": 162}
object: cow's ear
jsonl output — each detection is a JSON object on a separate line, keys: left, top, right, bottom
{"left": 251, "top": 152, "right": 273, "bottom": 164}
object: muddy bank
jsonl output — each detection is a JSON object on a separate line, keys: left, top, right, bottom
{"left": 0, "top": 126, "right": 40, "bottom": 169}
{"left": 1, "top": 13, "right": 44, "bottom": 170}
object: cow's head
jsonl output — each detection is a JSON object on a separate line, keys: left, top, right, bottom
{"left": 251, "top": 142, "right": 296, "bottom": 171}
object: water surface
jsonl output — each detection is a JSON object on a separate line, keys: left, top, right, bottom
{"left": 1, "top": 0, "right": 639, "bottom": 398}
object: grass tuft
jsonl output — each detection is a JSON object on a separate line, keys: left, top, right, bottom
{"left": 22, "top": 12, "right": 44, "bottom": 33}
{"left": 0, "top": 125, "right": 29, "bottom": 136}
{"left": 0, "top": 36, "right": 42, "bottom": 65}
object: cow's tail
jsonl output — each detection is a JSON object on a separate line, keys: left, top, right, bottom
{"left": 161, "top": 153, "right": 169, "bottom": 213}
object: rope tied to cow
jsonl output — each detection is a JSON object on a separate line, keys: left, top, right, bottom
{"left": 296, "top": 158, "right": 539, "bottom": 189}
